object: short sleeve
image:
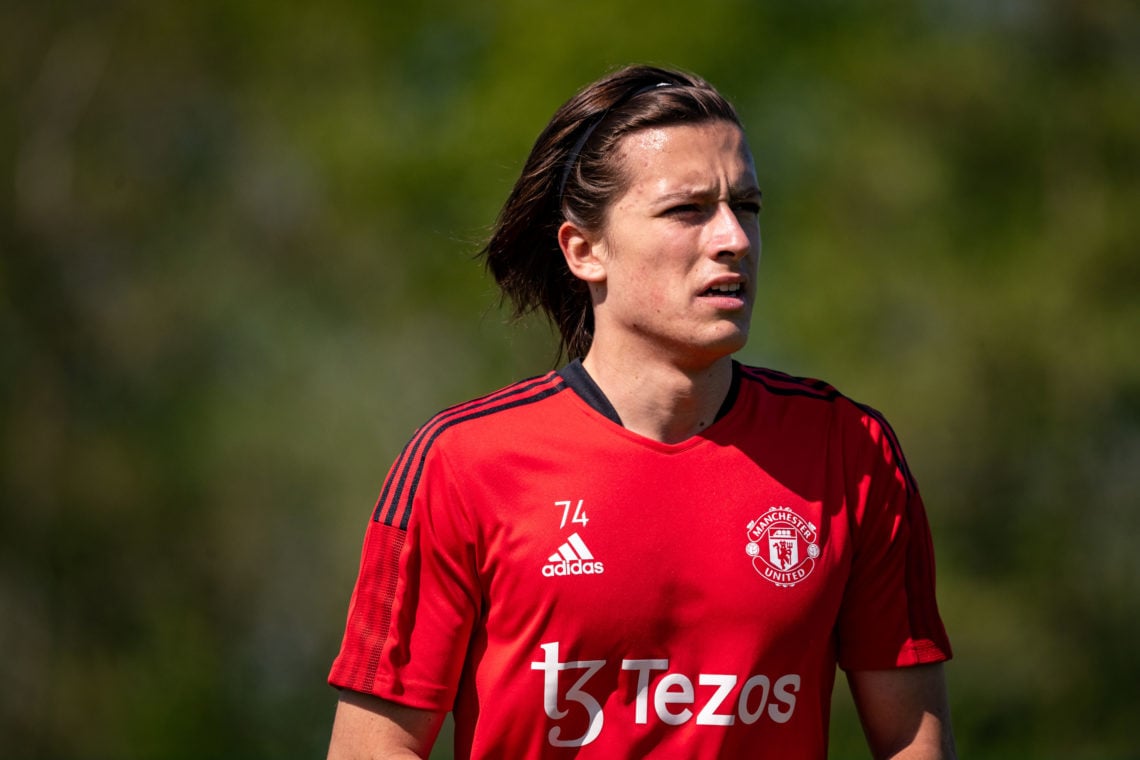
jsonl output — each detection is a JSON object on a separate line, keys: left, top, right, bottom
{"left": 836, "top": 406, "right": 952, "bottom": 671}
{"left": 329, "top": 438, "right": 481, "bottom": 710}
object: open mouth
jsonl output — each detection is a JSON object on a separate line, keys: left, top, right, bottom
{"left": 700, "top": 282, "right": 745, "bottom": 298}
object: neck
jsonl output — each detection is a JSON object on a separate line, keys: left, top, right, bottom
{"left": 581, "top": 347, "right": 734, "bottom": 444}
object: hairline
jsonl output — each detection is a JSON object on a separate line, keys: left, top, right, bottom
{"left": 582, "top": 115, "right": 750, "bottom": 235}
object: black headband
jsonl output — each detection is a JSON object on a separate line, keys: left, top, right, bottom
{"left": 557, "top": 81, "right": 674, "bottom": 202}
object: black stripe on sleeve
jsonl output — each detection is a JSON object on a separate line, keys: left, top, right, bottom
{"left": 855, "top": 402, "right": 918, "bottom": 496}
{"left": 739, "top": 365, "right": 840, "bottom": 401}
{"left": 372, "top": 373, "right": 566, "bottom": 529}
{"left": 740, "top": 366, "right": 917, "bottom": 495}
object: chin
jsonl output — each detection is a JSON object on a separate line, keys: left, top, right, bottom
{"left": 711, "top": 321, "right": 751, "bottom": 352}
{"left": 685, "top": 327, "right": 749, "bottom": 363}
{"left": 716, "top": 335, "right": 749, "bottom": 356}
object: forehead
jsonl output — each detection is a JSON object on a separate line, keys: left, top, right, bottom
{"left": 614, "top": 120, "right": 757, "bottom": 196}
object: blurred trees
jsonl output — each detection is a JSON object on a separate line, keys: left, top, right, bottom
{"left": 2, "top": 1, "right": 1137, "bottom": 757}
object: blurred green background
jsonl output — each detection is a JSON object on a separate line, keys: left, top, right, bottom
{"left": 2, "top": 1, "right": 1137, "bottom": 758}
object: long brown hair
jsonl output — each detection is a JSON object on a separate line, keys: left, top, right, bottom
{"left": 481, "top": 65, "right": 743, "bottom": 360}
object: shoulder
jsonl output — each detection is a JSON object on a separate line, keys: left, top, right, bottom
{"left": 738, "top": 363, "right": 893, "bottom": 423}
{"left": 737, "top": 363, "right": 842, "bottom": 402}
{"left": 413, "top": 370, "right": 568, "bottom": 446}
{"left": 389, "top": 371, "right": 572, "bottom": 478}
{"left": 372, "top": 371, "right": 569, "bottom": 528}
{"left": 736, "top": 363, "right": 913, "bottom": 483}
{"left": 737, "top": 363, "right": 874, "bottom": 426}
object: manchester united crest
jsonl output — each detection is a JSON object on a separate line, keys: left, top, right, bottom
{"left": 745, "top": 506, "right": 820, "bottom": 588}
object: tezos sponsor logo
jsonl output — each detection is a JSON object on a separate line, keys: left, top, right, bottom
{"left": 531, "top": 642, "right": 801, "bottom": 747}
{"left": 746, "top": 506, "right": 820, "bottom": 587}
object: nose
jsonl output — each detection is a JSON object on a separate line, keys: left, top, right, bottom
{"left": 710, "top": 203, "right": 754, "bottom": 262}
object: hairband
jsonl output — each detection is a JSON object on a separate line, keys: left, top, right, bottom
{"left": 557, "top": 81, "right": 674, "bottom": 202}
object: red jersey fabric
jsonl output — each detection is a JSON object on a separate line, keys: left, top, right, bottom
{"left": 329, "top": 361, "right": 951, "bottom": 758}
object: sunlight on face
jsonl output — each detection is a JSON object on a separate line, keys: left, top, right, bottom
{"left": 588, "top": 120, "right": 762, "bottom": 366}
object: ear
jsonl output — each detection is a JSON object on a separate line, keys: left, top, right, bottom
{"left": 558, "top": 221, "right": 607, "bottom": 284}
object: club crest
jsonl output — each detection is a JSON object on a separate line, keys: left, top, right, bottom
{"left": 745, "top": 506, "right": 820, "bottom": 588}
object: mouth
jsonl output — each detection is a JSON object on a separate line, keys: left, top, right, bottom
{"left": 699, "top": 282, "right": 746, "bottom": 299}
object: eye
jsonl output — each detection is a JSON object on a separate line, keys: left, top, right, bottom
{"left": 733, "top": 200, "right": 762, "bottom": 215}
{"left": 667, "top": 203, "right": 702, "bottom": 215}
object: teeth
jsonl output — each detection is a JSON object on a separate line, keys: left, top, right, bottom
{"left": 709, "top": 283, "right": 741, "bottom": 293}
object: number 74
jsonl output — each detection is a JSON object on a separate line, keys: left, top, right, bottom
{"left": 554, "top": 500, "right": 589, "bottom": 529}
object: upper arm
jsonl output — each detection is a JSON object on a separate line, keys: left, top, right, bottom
{"left": 327, "top": 689, "right": 447, "bottom": 760}
{"left": 847, "top": 663, "right": 957, "bottom": 760}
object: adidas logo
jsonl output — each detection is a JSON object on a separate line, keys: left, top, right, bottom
{"left": 541, "top": 532, "right": 605, "bottom": 577}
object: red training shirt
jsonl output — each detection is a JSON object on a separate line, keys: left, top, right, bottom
{"left": 330, "top": 361, "right": 951, "bottom": 758}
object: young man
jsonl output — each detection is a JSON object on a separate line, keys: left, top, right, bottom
{"left": 327, "top": 65, "right": 956, "bottom": 759}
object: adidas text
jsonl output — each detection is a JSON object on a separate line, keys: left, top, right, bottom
{"left": 542, "top": 559, "right": 605, "bottom": 577}
{"left": 542, "top": 532, "right": 604, "bottom": 577}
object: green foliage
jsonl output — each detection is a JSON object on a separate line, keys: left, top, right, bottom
{"left": 2, "top": 1, "right": 1137, "bottom": 757}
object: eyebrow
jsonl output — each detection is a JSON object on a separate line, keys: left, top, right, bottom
{"left": 655, "top": 184, "right": 763, "bottom": 204}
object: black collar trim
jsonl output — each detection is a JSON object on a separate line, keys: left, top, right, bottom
{"left": 558, "top": 359, "right": 623, "bottom": 425}
{"left": 557, "top": 359, "right": 741, "bottom": 427}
